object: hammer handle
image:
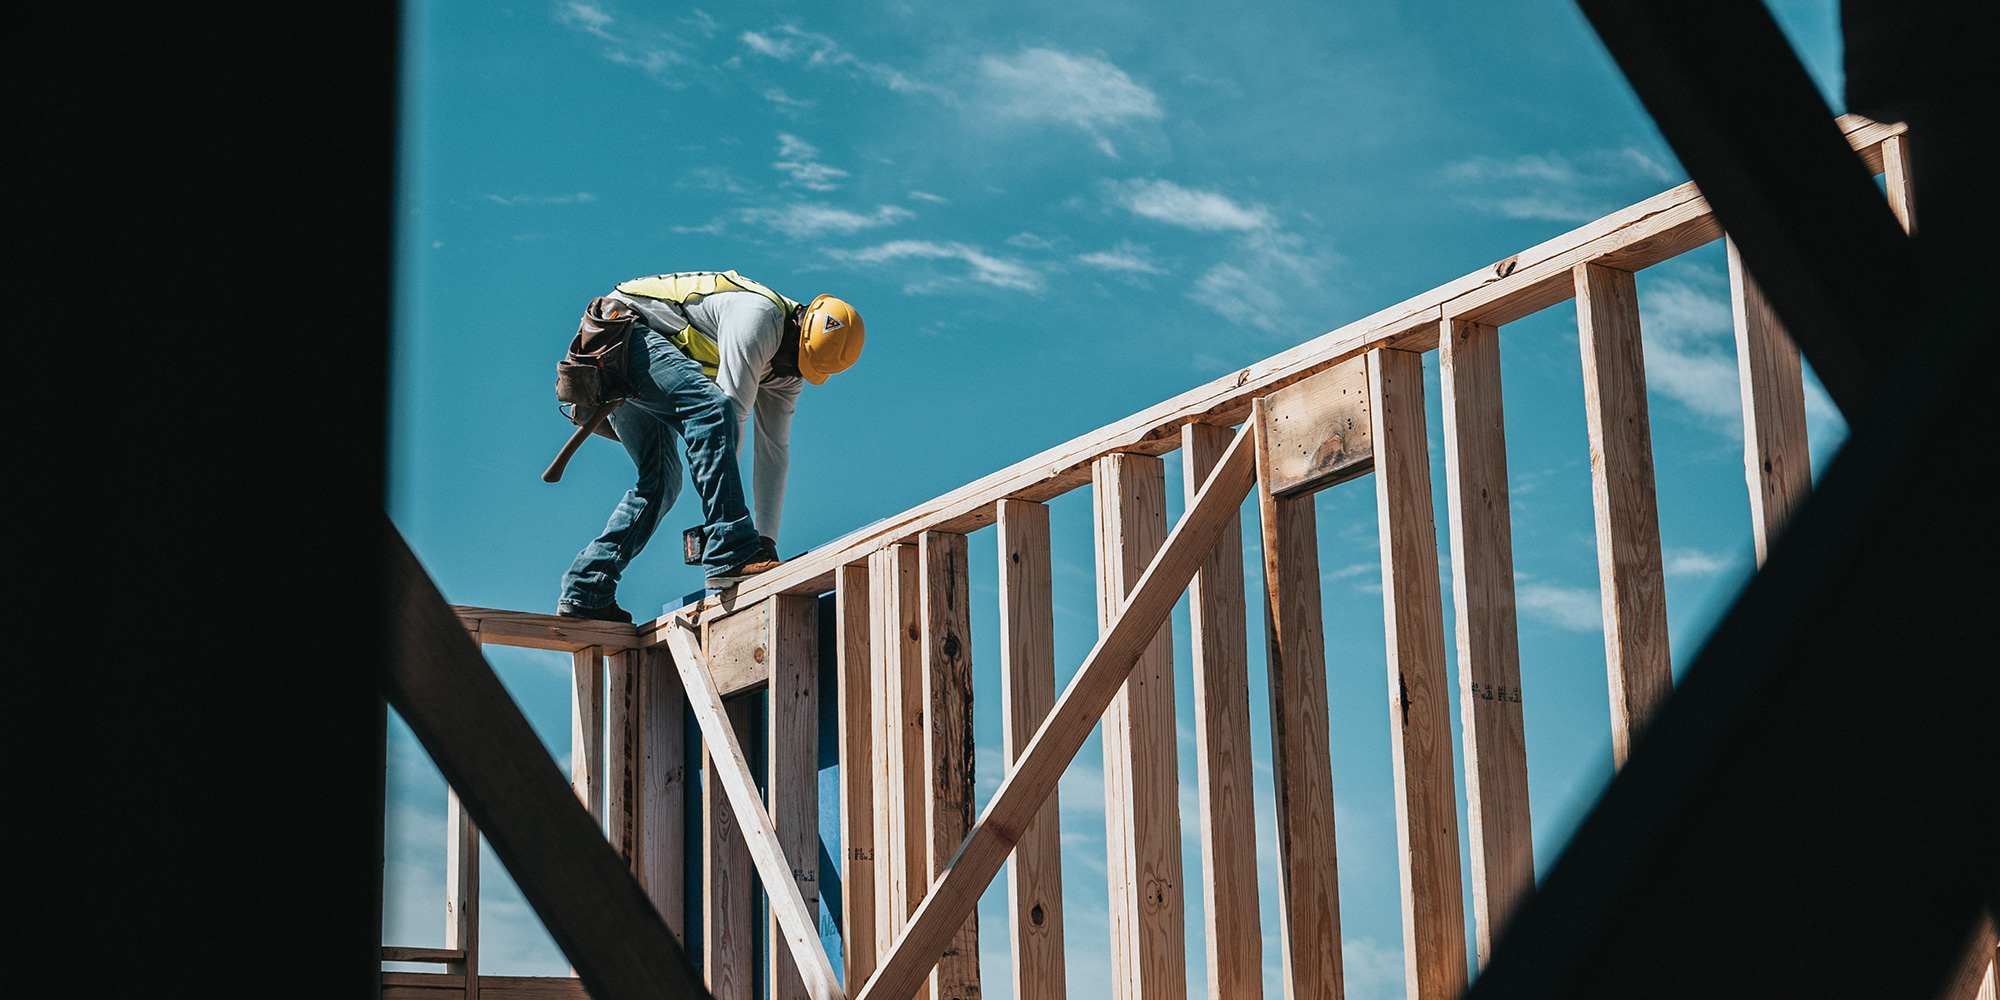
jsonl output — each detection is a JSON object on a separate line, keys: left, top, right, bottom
{"left": 542, "top": 404, "right": 614, "bottom": 483}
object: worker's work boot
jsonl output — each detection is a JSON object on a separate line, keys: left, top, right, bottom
{"left": 557, "top": 600, "right": 633, "bottom": 624}
{"left": 705, "top": 555, "right": 782, "bottom": 590}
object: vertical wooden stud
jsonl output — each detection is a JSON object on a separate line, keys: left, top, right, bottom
{"left": 445, "top": 790, "right": 480, "bottom": 1000}
{"left": 571, "top": 647, "right": 605, "bottom": 824}
{"left": 1881, "top": 133, "right": 1916, "bottom": 235}
{"left": 1437, "top": 319, "right": 1535, "bottom": 965}
{"left": 639, "top": 647, "right": 687, "bottom": 942}
{"left": 921, "top": 531, "right": 981, "bottom": 1000}
{"left": 607, "top": 649, "right": 641, "bottom": 867}
{"left": 1251, "top": 396, "right": 1345, "bottom": 1000}
{"left": 771, "top": 595, "right": 823, "bottom": 1000}
{"left": 871, "top": 542, "right": 928, "bottom": 1000}
{"left": 1181, "top": 422, "right": 1263, "bottom": 1000}
{"left": 1369, "top": 347, "right": 1469, "bottom": 1000}
{"left": 1727, "top": 239, "right": 1814, "bottom": 566}
{"left": 1574, "top": 262, "right": 1673, "bottom": 766}
{"left": 705, "top": 696, "right": 758, "bottom": 1000}
{"left": 1093, "top": 452, "right": 1188, "bottom": 1000}
{"left": 997, "top": 499, "right": 1067, "bottom": 1000}
{"left": 837, "top": 562, "right": 879, "bottom": 986}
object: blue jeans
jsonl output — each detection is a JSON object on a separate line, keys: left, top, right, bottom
{"left": 560, "top": 328, "right": 761, "bottom": 609}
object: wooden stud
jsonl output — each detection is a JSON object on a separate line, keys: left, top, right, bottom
{"left": 638, "top": 647, "right": 687, "bottom": 943}
{"left": 1436, "top": 319, "right": 1535, "bottom": 966}
{"left": 445, "top": 791, "right": 480, "bottom": 1000}
{"left": 1881, "top": 133, "right": 1916, "bottom": 236}
{"left": 996, "top": 499, "right": 1067, "bottom": 1000}
{"left": 607, "top": 649, "right": 640, "bottom": 869}
{"left": 1573, "top": 263, "right": 1673, "bottom": 766}
{"left": 704, "top": 696, "right": 757, "bottom": 1000}
{"left": 455, "top": 606, "right": 640, "bottom": 652}
{"left": 666, "top": 623, "right": 843, "bottom": 1000}
{"left": 570, "top": 648, "right": 605, "bottom": 825}
{"left": 921, "top": 532, "right": 981, "bottom": 1000}
{"left": 857, "top": 421, "right": 1257, "bottom": 1000}
{"left": 837, "top": 562, "right": 879, "bottom": 986}
{"left": 1943, "top": 914, "right": 1998, "bottom": 1000}
{"left": 705, "top": 601, "right": 776, "bottom": 697}
{"left": 1369, "top": 348, "right": 1470, "bottom": 1000}
{"left": 1092, "top": 452, "right": 1189, "bottom": 1000}
{"left": 1180, "top": 422, "right": 1263, "bottom": 1000}
{"left": 1727, "top": 239, "right": 1814, "bottom": 566}
{"left": 870, "top": 541, "right": 928, "bottom": 999}
{"left": 1250, "top": 397, "right": 1346, "bottom": 1000}
{"left": 770, "top": 595, "right": 824, "bottom": 1000}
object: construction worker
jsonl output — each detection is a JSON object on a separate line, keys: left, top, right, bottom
{"left": 557, "top": 270, "right": 864, "bottom": 622}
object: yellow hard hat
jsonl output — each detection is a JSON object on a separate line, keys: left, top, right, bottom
{"left": 797, "top": 295, "right": 864, "bottom": 385}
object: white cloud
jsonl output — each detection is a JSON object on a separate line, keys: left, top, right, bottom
{"left": 1341, "top": 937, "right": 1407, "bottom": 1000}
{"left": 1665, "top": 547, "right": 1735, "bottom": 577}
{"left": 740, "top": 26, "right": 950, "bottom": 100}
{"left": 1075, "top": 240, "right": 1165, "bottom": 275}
{"left": 1638, "top": 266, "right": 1746, "bottom": 430}
{"left": 979, "top": 48, "right": 1162, "bottom": 156}
{"left": 556, "top": 2, "right": 687, "bottom": 80}
{"left": 483, "top": 192, "right": 597, "bottom": 206}
{"left": 739, "top": 202, "right": 914, "bottom": 238}
{"left": 1005, "top": 231, "right": 1059, "bottom": 250}
{"left": 1516, "top": 579, "right": 1603, "bottom": 632}
{"left": 1111, "top": 178, "right": 1273, "bottom": 232}
{"left": 1442, "top": 146, "right": 1678, "bottom": 222}
{"left": 907, "top": 190, "right": 949, "bottom": 204}
{"left": 772, "top": 133, "right": 848, "bottom": 191}
{"left": 835, "top": 239, "right": 1044, "bottom": 293}
{"left": 762, "top": 87, "right": 814, "bottom": 110}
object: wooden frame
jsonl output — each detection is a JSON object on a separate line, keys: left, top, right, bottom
{"left": 996, "top": 499, "right": 1067, "bottom": 1000}
{"left": 920, "top": 532, "right": 981, "bottom": 1000}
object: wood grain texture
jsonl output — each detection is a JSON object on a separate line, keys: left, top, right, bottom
{"left": 608, "top": 650, "right": 640, "bottom": 873}
{"left": 1727, "top": 239, "right": 1814, "bottom": 567}
{"left": 446, "top": 791, "right": 480, "bottom": 1000}
{"left": 1369, "top": 348, "right": 1469, "bottom": 1000}
{"left": 638, "top": 647, "right": 686, "bottom": 943}
{"left": 704, "top": 696, "right": 756, "bottom": 1000}
{"left": 921, "top": 532, "right": 982, "bottom": 1000}
{"left": 837, "top": 562, "right": 879, "bottom": 987}
{"left": 1093, "top": 453, "right": 1188, "bottom": 1000}
{"left": 634, "top": 116, "right": 1900, "bottom": 628}
{"left": 1943, "top": 914, "right": 1999, "bottom": 1000}
{"left": 705, "top": 601, "right": 774, "bottom": 698}
{"left": 456, "top": 606, "right": 639, "bottom": 652}
{"left": 770, "top": 595, "right": 823, "bottom": 1000}
{"left": 1251, "top": 396, "right": 1346, "bottom": 1000}
{"left": 1180, "top": 422, "right": 1263, "bottom": 1000}
{"left": 570, "top": 648, "right": 605, "bottom": 825}
{"left": 384, "top": 946, "right": 467, "bottom": 964}
{"left": 1259, "top": 358, "right": 1373, "bottom": 497}
{"left": 666, "top": 622, "right": 843, "bottom": 1000}
{"left": 383, "top": 973, "right": 595, "bottom": 1000}
{"left": 1880, "top": 133, "right": 1916, "bottom": 235}
{"left": 857, "top": 423, "right": 1256, "bottom": 1000}
{"left": 1573, "top": 263, "right": 1673, "bottom": 767}
{"left": 870, "top": 542, "right": 928, "bottom": 999}
{"left": 387, "top": 531, "right": 706, "bottom": 1000}
{"left": 1436, "top": 320, "right": 1534, "bottom": 967}
{"left": 996, "top": 500, "right": 1067, "bottom": 1000}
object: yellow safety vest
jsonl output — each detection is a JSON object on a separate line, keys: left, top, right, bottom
{"left": 614, "top": 271, "right": 801, "bottom": 380}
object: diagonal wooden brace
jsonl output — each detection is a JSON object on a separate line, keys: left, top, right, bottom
{"left": 662, "top": 620, "right": 846, "bottom": 1000}
{"left": 857, "top": 419, "right": 1260, "bottom": 1000}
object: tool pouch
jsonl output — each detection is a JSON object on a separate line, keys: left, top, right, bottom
{"left": 556, "top": 296, "right": 641, "bottom": 407}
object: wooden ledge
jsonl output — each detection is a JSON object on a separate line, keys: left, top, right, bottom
{"left": 453, "top": 606, "right": 640, "bottom": 652}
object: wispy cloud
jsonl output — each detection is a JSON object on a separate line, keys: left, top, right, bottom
{"left": 740, "top": 25, "right": 951, "bottom": 99}
{"left": 978, "top": 48, "right": 1162, "bottom": 156}
{"left": 762, "top": 87, "right": 814, "bottom": 111}
{"left": 834, "top": 239, "right": 1044, "bottom": 293}
{"left": 772, "top": 133, "right": 847, "bottom": 191}
{"left": 1637, "top": 264, "right": 1745, "bottom": 431}
{"left": 1006, "top": 231, "right": 1059, "bottom": 251}
{"left": 1516, "top": 578, "right": 1603, "bottom": 632}
{"left": 556, "top": 2, "right": 688, "bottom": 80}
{"left": 1110, "top": 179, "right": 1272, "bottom": 232}
{"left": 1441, "top": 146, "right": 1677, "bottom": 222}
{"left": 739, "top": 202, "right": 913, "bottom": 238}
{"left": 1076, "top": 240, "right": 1165, "bottom": 276}
{"left": 907, "top": 190, "right": 949, "bottom": 204}
{"left": 1665, "top": 546, "right": 1735, "bottom": 577}
{"left": 484, "top": 192, "right": 597, "bottom": 206}
{"left": 1341, "top": 937, "right": 1407, "bottom": 1000}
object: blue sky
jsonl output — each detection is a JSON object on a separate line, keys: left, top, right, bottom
{"left": 385, "top": 1, "right": 1850, "bottom": 995}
